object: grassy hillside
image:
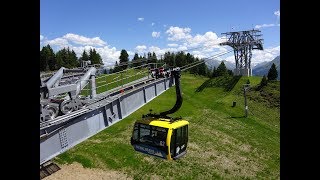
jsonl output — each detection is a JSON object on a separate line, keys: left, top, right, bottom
{"left": 55, "top": 73, "right": 280, "bottom": 179}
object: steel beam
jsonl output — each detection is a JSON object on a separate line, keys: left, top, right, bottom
{"left": 40, "top": 76, "right": 174, "bottom": 165}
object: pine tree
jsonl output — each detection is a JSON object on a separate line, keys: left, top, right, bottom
{"left": 64, "top": 47, "right": 73, "bottom": 68}
{"left": 40, "top": 45, "right": 56, "bottom": 71}
{"left": 132, "top": 53, "right": 140, "bottom": 68}
{"left": 113, "top": 61, "right": 120, "bottom": 72}
{"left": 190, "top": 57, "right": 200, "bottom": 75}
{"left": 164, "top": 52, "right": 170, "bottom": 66}
{"left": 147, "top": 52, "right": 153, "bottom": 68}
{"left": 56, "top": 48, "right": 68, "bottom": 69}
{"left": 46, "top": 45, "right": 56, "bottom": 71}
{"left": 151, "top": 52, "right": 158, "bottom": 68}
{"left": 212, "top": 67, "right": 218, "bottom": 77}
{"left": 69, "top": 50, "right": 79, "bottom": 68}
{"left": 186, "top": 53, "right": 193, "bottom": 64}
{"left": 147, "top": 52, "right": 152, "bottom": 63}
{"left": 198, "top": 61, "right": 207, "bottom": 76}
{"left": 175, "top": 51, "right": 186, "bottom": 68}
{"left": 258, "top": 75, "right": 268, "bottom": 90}
{"left": 138, "top": 55, "right": 144, "bottom": 69}
{"left": 267, "top": 63, "right": 278, "bottom": 80}
{"left": 79, "top": 50, "right": 89, "bottom": 66}
{"left": 216, "top": 61, "right": 228, "bottom": 76}
{"left": 89, "top": 48, "right": 103, "bottom": 65}
{"left": 119, "top": 49, "right": 129, "bottom": 70}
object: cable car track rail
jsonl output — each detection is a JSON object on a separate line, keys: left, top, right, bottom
{"left": 40, "top": 76, "right": 158, "bottom": 130}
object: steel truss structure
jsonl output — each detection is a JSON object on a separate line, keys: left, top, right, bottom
{"left": 220, "top": 29, "right": 263, "bottom": 76}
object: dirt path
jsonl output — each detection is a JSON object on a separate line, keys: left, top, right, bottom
{"left": 43, "top": 162, "right": 132, "bottom": 180}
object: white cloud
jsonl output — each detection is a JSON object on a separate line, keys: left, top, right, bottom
{"left": 192, "top": 51, "right": 206, "bottom": 59}
{"left": 166, "top": 26, "right": 192, "bottom": 41}
{"left": 167, "top": 43, "right": 178, "bottom": 47}
{"left": 40, "top": 35, "right": 44, "bottom": 41}
{"left": 152, "top": 31, "right": 160, "bottom": 38}
{"left": 97, "top": 47, "right": 121, "bottom": 66}
{"left": 165, "top": 26, "right": 225, "bottom": 51}
{"left": 225, "top": 55, "right": 235, "bottom": 63}
{"left": 45, "top": 38, "right": 69, "bottom": 47}
{"left": 156, "top": 26, "right": 233, "bottom": 59}
{"left": 63, "top": 33, "right": 106, "bottom": 46}
{"left": 255, "top": 10, "right": 280, "bottom": 30}
{"left": 126, "top": 51, "right": 134, "bottom": 56}
{"left": 41, "top": 33, "right": 122, "bottom": 66}
{"left": 166, "top": 27, "right": 227, "bottom": 58}
{"left": 255, "top": 24, "right": 276, "bottom": 29}
{"left": 177, "top": 46, "right": 188, "bottom": 51}
{"left": 137, "top": 17, "right": 144, "bottom": 21}
{"left": 135, "top": 45, "right": 147, "bottom": 53}
{"left": 149, "top": 46, "right": 164, "bottom": 55}
{"left": 252, "top": 46, "right": 280, "bottom": 64}
{"left": 218, "top": 46, "right": 228, "bottom": 52}
{"left": 187, "top": 31, "right": 223, "bottom": 49}
{"left": 129, "top": 40, "right": 232, "bottom": 62}
{"left": 57, "top": 45, "right": 121, "bottom": 66}
{"left": 151, "top": 22, "right": 155, "bottom": 26}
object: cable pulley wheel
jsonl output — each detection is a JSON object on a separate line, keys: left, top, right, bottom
{"left": 60, "top": 100, "right": 73, "bottom": 115}
{"left": 44, "top": 104, "right": 59, "bottom": 121}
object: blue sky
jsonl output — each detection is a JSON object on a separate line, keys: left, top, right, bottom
{"left": 40, "top": 0, "right": 280, "bottom": 66}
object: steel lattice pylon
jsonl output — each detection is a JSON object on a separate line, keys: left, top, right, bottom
{"left": 220, "top": 29, "right": 263, "bottom": 76}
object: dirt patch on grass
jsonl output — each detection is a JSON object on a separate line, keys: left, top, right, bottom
{"left": 143, "top": 156, "right": 157, "bottom": 164}
{"left": 149, "top": 174, "right": 162, "bottom": 180}
{"left": 44, "top": 162, "right": 132, "bottom": 180}
{"left": 239, "top": 143, "right": 252, "bottom": 153}
{"left": 188, "top": 142, "right": 200, "bottom": 151}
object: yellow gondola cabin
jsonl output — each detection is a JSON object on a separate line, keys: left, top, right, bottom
{"left": 131, "top": 117, "right": 189, "bottom": 160}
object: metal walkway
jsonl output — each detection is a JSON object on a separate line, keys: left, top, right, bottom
{"left": 40, "top": 74, "right": 175, "bottom": 165}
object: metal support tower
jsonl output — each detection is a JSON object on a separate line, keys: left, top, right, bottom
{"left": 220, "top": 29, "right": 264, "bottom": 76}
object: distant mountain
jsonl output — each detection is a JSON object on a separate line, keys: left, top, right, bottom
{"left": 206, "top": 60, "right": 235, "bottom": 70}
{"left": 252, "top": 56, "right": 280, "bottom": 79}
{"left": 252, "top": 61, "right": 269, "bottom": 69}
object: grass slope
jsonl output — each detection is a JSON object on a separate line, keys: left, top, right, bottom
{"left": 55, "top": 73, "right": 280, "bottom": 179}
{"left": 81, "top": 68, "right": 148, "bottom": 96}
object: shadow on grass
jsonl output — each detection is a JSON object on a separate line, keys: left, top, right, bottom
{"left": 195, "top": 75, "right": 242, "bottom": 92}
{"left": 224, "top": 75, "right": 242, "bottom": 91}
{"left": 195, "top": 78, "right": 212, "bottom": 92}
{"left": 230, "top": 115, "right": 247, "bottom": 119}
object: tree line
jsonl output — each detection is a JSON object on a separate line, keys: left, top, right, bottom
{"left": 40, "top": 45, "right": 236, "bottom": 78}
{"left": 112, "top": 49, "right": 210, "bottom": 77}
{"left": 40, "top": 44, "right": 103, "bottom": 71}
